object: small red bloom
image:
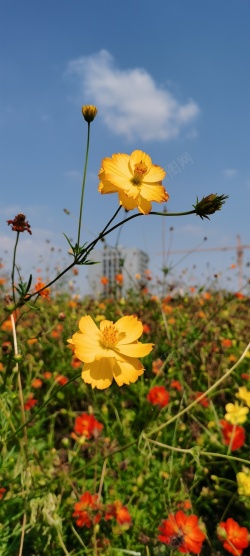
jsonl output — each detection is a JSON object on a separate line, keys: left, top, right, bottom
{"left": 100, "top": 276, "right": 109, "bottom": 285}
{"left": 0, "top": 487, "right": 6, "bottom": 500}
{"left": 152, "top": 358, "right": 163, "bottom": 375}
{"left": 142, "top": 323, "right": 151, "bottom": 334}
{"left": 105, "top": 500, "right": 132, "bottom": 526}
{"left": 222, "top": 338, "right": 233, "bottom": 348}
{"left": 115, "top": 273, "right": 124, "bottom": 285}
{"left": 217, "top": 518, "right": 249, "bottom": 556}
{"left": 54, "top": 374, "right": 68, "bottom": 386}
{"left": 35, "top": 281, "right": 50, "bottom": 300}
{"left": 24, "top": 393, "right": 38, "bottom": 410}
{"left": 7, "top": 213, "right": 32, "bottom": 234}
{"left": 147, "top": 386, "right": 170, "bottom": 408}
{"left": 235, "top": 292, "right": 244, "bottom": 299}
{"left": 158, "top": 510, "right": 206, "bottom": 554}
{"left": 194, "top": 392, "right": 209, "bottom": 407}
{"left": 171, "top": 380, "right": 182, "bottom": 391}
{"left": 241, "top": 374, "right": 250, "bottom": 381}
{"left": 31, "top": 378, "right": 43, "bottom": 389}
{"left": 220, "top": 420, "right": 245, "bottom": 451}
{"left": 72, "top": 492, "right": 101, "bottom": 528}
{"left": 73, "top": 413, "right": 103, "bottom": 439}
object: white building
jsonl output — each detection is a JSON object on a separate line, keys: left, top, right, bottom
{"left": 87, "top": 246, "right": 149, "bottom": 296}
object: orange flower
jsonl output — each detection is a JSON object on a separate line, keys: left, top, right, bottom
{"left": 24, "top": 393, "right": 38, "bottom": 410}
{"left": 162, "top": 305, "right": 173, "bottom": 314}
{"left": 0, "top": 363, "right": 4, "bottom": 372}
{"left": 54, "top": 374, "right": 68, "bottom": 386}
{"left": 241, "top": 374, "right": 250, "bottom": 381}
{"left": 147, "top": 386, "right": 170, "bottom": 408}
{"left": 158, "top": 510, "right": 206, "bottom": 554}
{"left": 0, "top": 487, "right": 6, "bottom": 500}
{"left": 168, "top": 317, "right": 176, "bottom": 325}
{"left": 194, "top": 392, "right": 209, "bottom": 408}
{"left": 31, "top": 378, "right": 43, "bottom": 389}
{"left": 171, "top": 380, "right": 182, "bottom": 391}
{"left": 203, "top": 292, "right": 211, "bottom": 300}
{"left": 1, "top": 319, "right": 13, "bottom": 332}
{"left": 152, "top": 358, "right": 163, "bottom": 375}
{"left": 27, "top": 338, "right": 38, "bottom": 345}
{"left": 73, "top": 413, "right": 103, "bottom": 439}
{"left": 35, "top": 281, "right": 50, "bottom": 300}
{"left": 105, "top": 500, "right": 132, "bottom": 526}
{"left": 115, "top": 273, "right": 123, "bottom": 285}
{"left": 230, "top": 264, "right": 237, "bottom": 269}
{"left": 222, "top": 338, "right": 233, "bottom": 348}
{"left": 44, "top": 371, "right": 52, "bottom": 380}
{"left": 220, "top": 420, "right": 245, "bottom": 451}
{"left": 0, "top": 278, "right": 6, "bottom": 287}
{"left": 197, "top": 311, "right": 206, "bottom": 319}
{"left": 217, "top": 518, "right": 249, "bottom": 556}
{"left": 73, "top": 492, "right": 101, "bottom": 528}
{"left": 71, "top": 356, "right": 82, "bottom": 369}
{"left": 235, "top": 292, "right": 244, "bottom": 299}
{"left": 142, "top": 323, "right": 151, "bottom": 334}
{"left": 100, "top": 276, "right": 109, "bottom": 286}
{"left": 72, "top": 268, "right": 79, "bottom": 275}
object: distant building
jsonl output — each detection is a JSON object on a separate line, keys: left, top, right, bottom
{"left": 87, "top": 246, "right": 149, "bottom": 296}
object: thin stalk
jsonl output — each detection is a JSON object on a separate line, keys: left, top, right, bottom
{"left": 18, "top": 512, "right": 27, "bottom": 556}
{"left": 77, "top": 122, "right": 91, "bottom": 247}
{"left": 11, "top": 231, "right": 20, "bottom": 304}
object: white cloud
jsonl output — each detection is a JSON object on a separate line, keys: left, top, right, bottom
{"left": 63, "top": 170, "right": 82, "bottom": 180}
{"left": 66, "top": 50, "right": 200, "bottom": 142}
{"left": 222, "top": 168, "right": 237, "bottom": 178}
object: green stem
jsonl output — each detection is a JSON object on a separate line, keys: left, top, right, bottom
{"left": 11, "top": 231, "right": 20, "bottom": 305}
{"left": 77, "top": 122, "right": 91, "bottom": 248}
{"left": 146, "top": 438, "right": 250, "bottom": 465}
{"left": 147, "top": 342, "right": 250, "bottom": 437}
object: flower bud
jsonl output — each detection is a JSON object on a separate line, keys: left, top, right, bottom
{"left": 82, "top": 105, "right": 98, "bottom": 123}
{"left": 193, "top": 194, "right": 228, "bottom": 220}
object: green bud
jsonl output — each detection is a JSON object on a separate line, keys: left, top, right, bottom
{"left": 193, "top": 194, "right": 228, "bottom": 220}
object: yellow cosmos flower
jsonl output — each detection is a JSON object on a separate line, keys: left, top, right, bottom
{"left": 98, "top": 150, "right": 169, "bottom": 215}
{"left": 224, "top": 401, "right": 249, "bottom": 425}
{"left": 237, "top": 468, "right": 250, "bottom": 496}
{"left": 67, "top": 315, "right": 154, "bottom": 390}
{"left": 236, "top": 386, "right": 250, "bottom": 407}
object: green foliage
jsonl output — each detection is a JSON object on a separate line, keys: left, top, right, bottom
{"left": 0, "top": 289, "right": 250, "bottom": 555}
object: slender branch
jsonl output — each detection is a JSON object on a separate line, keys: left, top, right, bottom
{"left": 77, "top": 122, "right": 91, "bottom": 247}
{"left": 11, "top": 231, "right": 20, "bottom": 304}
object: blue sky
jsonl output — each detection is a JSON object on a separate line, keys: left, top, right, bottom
{"left": 1, "top": 0, "right": 250, "bottom": 294}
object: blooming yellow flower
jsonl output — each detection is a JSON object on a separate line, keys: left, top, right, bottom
{"left": 98, "top": 150, "right": 168, "bottom": 214}
{"left": 236, "top": 386, "right": 250, "bottom": 407}
{"left": 224, "top": 402, "right": 249, "bottom": 425}
{"left": 67, "top": 315, "right": 154, "bottom": 390}
{"left": 237, "top": 468, "right": 250, "bottom": 496}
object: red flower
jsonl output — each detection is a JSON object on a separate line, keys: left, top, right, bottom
{"left": 171, "top": 380, "right": 182, "bottom": 391}
{"left": 35, "top": 281, "right": 50, "bottom": 300}
{"left": 152, "top": 358, "right": 163, "bottom": 375}
{"left": 115, "top": 273, "right": 124, "bottom": 285}
{"left": 73, "top": 413, "right": 103, "bottom": 439}
{"left": 24, "top": 393, "right": 38, "bottom": 410}
{"left": 194, "top": 392, "right": 209, "bottom": 407}
{"left": 105, "top": 500, "right": 132, "bottom": 526}
{"left": 241, "top": 374, "right": 250, "bottom": 381}
{"left": 100, "top": 276, "right": 109, "bottom": 285}
{"left": 222, "top": 338, "right": 233, "bottom": 348}
{"left": 147, "top": 386, "right": 170, "bottom": 408}
{"left": 54, "top": 374, "right": 68, "bottom": 386}
{"left": 7, "top": 213, "right": 32, "bottom": 234}
{"left": 72, "top": 492, "right": 101, "bottom": 528}
{"left": 142, "top": 323, "right": 151, "bottom": 334}
{"left": 158, "top": 510, "right": 206, "bottom": 554}
{"left": 220, "top": 420, "right": 245, "bottom": 451}
{"left": 217, "top": 518, "right": 249, "bottom": 556}
{"left": 0, "top": 487, "right": 6, "bottom": 500}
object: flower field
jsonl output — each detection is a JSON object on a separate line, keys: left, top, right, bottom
{"left": 1, "top": 285, "right": 250, "bottom": 555}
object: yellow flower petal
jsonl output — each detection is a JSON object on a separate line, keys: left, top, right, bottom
{"left": 113, "top": 356, "right": 144, "bottom": 387}
{"left": 115, "top": 316, "right": 143, "bottom": 343}
{"left": 118, "top": 191, "right": 138, "bottom": 211}
{"left": 137, "top": 196, "right": 152, "bottom": 214}
{"left": 140, "top": 183, "right": 169, "bottom": 203}
{"left": 82, "top": 359, "right": 114, "bottom": 389}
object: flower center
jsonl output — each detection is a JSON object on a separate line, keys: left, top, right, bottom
{"left": 131, "top": 161, "right": 148, "bottom": 185}
{"left": 100, "top": 324, "right": 119, "bottom": 348}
